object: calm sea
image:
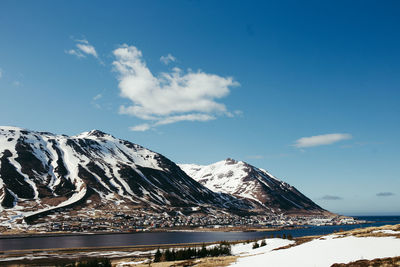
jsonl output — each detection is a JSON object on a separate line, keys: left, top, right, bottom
{"left": 0, "top": 216, "right": 398, "bottom": 251}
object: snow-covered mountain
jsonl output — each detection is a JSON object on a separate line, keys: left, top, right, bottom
{"left": 0, "top": 127, "right": 249, "bottom": 224}
{"left": 0, "top": 126, "right": 330, "bottom": 229}
{"left": 179, "top": 159, "right": 326, "bottom": 215}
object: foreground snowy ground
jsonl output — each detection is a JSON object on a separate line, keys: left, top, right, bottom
{"left": 4, "top": 226, "right": 398, "bottom": 266}
{"left": 231, "top": 238, "right": 294, "bottom": 257}
{"left": 230, "top": 233, "right": 400, "bottom": 267}
{"left": 115, "top": 225, "right": 400, "bottom": 266}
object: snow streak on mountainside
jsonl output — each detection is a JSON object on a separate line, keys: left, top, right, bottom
{"left": 0, "top": 126, "right": 249, "bottom": 225}
{"left": 179, "top": 159, "right": 326, "bottom": 215}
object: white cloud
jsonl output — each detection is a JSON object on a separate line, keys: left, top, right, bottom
{"left": 93, "top": 94, "right": 102, "bottom": 101}
{"left": 160, "top": 53, "right": 176, "bottom": 65}
{"left": 66, "top": 39, "right": 98, "bottom": 59}
{"left": 0, "top": 68, "right": 3, "bottom": 79}
{"left": 130, "top": 114, "right": 215, "bottom": 131}
{"left": 76, "top": 43, "right": 98, "bottom": 58}
{"left": 155, "top": 114, "right": 215, "bottom": 126}
{"left": 91, "top": 93, "right": 104, "bottom": 109}
{"left": 113, "top": 44, "right": 239, "bottom": 131}
{"left": 130, "top": 123, "right": 151, "bottom": 132}
{"left": 219, "top": 109, "right": 242, "bottom": 119}
{"left": 234, "top": 110, "right": 243, "bottom": 115}
{"left": 66, "top": 49, "right": 85, "bottom": 58}
{"left": 294, "top": 133, "right": 352, "bottom": 148}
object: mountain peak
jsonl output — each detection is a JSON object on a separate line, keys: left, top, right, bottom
{"left": 224, "top": 158, "right": 239, "bottom": 165}
{"left": 76, "top": 129, "right": 114, "bottom": 139}
{"left": 179, "top": 159, "right": 325, "bottom": 215}
{"left": 87, "top": 129, "right": 109, "bottom": 137}
{"left": 0, "top": 126, "right": 26, "bottom": 132}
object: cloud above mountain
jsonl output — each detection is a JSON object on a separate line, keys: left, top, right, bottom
{"left": 294, "top": 133, "right": 352, "bottom": 148}
{"left": 112, "top": 44, "right": 239, "bottom": 131}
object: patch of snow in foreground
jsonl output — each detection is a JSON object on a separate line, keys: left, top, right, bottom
{"left": 372, "top": 229, "right": 400, "bottom": 234}
{"left": 230, "top": 235, "right": 400, "bottom": 267}
{"left": 116, "top": 259, "right": 149, "bottom": 266}
{"left": 231, "top": 238, "right": 294, "bottom": 256}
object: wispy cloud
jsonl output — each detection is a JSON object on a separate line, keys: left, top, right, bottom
{"left": 90, "top": 93, "right": 103, "bottom": 109}
{"left": 294, "top": 133, "right": 352, "bottom": 148}
{"left": 0, "top": 68, "right": 3, "bottom": 79}
{"left": 160, "top": 53, "right": 176, "bottom": 65}
{"left": 154, "top": 114, "right": 215, "bottom": 126}
{"left": 93, "top": 94, "right": 102, "bottom": 101}
{"left": 66, "top": 39, "right": 99, "bottom": 60}
{"left": 112, "top": 44, "right": 239, "bottom": 131}
{"left": 233, "top": 110, "right": 244, "bottom": 116}
{"left": 66, "top": 49, "right": 85, "bottom": 58}
{"left": 129, "top": 123, "right": 151, "bottom": 132}
{"left": 376, "top": 192, "right": 395, "bottom": 197}
{"left": 320, "top": 195, "right": 342, "bottom": 200}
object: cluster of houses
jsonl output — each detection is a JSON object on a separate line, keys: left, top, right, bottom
{"left": 35, "top": 209, "right": 362, "bottom": 233}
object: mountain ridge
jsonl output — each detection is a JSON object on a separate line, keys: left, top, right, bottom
{"left": 0, "top": 126, "right": 250, "bottom": 226}
{"left": 179, "top": 158, "right": 327, "bottom": 216}
{"left": 0, "top": 126, "right": 332, "bottom": 231}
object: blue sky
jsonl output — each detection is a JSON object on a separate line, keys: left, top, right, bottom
{"left": 0, "top": 0, "right": 399, "bottom": 215}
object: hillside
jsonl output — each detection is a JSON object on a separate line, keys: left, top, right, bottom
{"left": 180, "top": 159, "right": 326, "bottom": 215}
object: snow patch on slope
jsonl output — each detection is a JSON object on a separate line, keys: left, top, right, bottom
{"left": 230, "top": 235, "right": 400, "bottom": 267}
{"left": 179, "top": 159, "right": 284, "bottom": 204}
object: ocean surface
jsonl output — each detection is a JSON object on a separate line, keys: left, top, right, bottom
{"left": 0, "top": 216, "right": 399, "bottom": 251}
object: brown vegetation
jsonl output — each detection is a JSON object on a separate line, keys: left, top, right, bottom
{"left": 331, "top": 256, "right": 400, "bottom": 267}
{"left": 331, "top": 224, "right": 400, "bottom": 239}
{"left": 124, "top": 256, "right": 238, "bottom": 267}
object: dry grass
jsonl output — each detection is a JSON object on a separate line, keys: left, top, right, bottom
{"left": 120, "top": 256, "right": 238, "bottom": 267}
{"left": 331, "top": 224, "right": 400, "bottom": 239}
{"left": 331, "top": 256, "right": 400, "bottom": 267}
{"left": 194, "top": 256, "right": 238, "bottom": 267}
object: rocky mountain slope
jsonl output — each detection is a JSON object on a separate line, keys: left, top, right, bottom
{"left": 179, "top": 159, "right": 326, "bottom": 215}
{"left": 0, "top": 126, "right": 331, "bottom": 230}
{"left": 0, "top": 126, "right": 250, "bottom": 226}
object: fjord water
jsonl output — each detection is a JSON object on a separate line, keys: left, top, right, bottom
{"left": 0, "top": 216, "right": 399, "bottom": 251}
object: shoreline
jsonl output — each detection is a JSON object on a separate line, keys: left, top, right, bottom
{"left": 0, "top": 220, "right": 379, "bottom": 240}
{"left": 0, "top": 240, "right": 234, "bottom": 254}
{"left": 0, "top": 226, "right": 293, "bottom": 239}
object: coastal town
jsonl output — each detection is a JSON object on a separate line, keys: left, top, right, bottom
{"left": 46, "top": 213, "right": 362, "bottom": 233}
{"left": 0, "top": 206, "right": 362, "bottom": 234}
